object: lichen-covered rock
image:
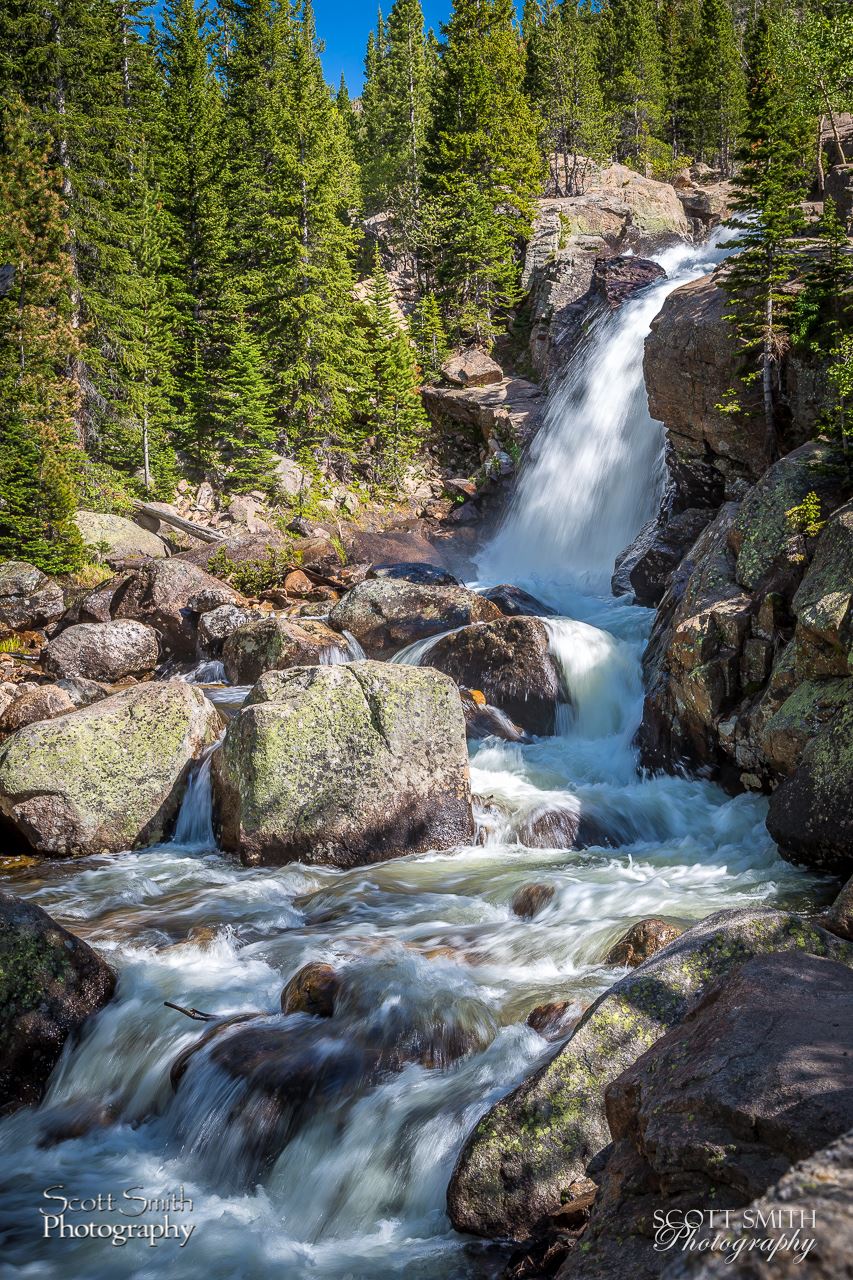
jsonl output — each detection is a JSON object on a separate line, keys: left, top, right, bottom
{"left": 425, "top": 616, "right": 565, "bottom": 735}
{"left": 790, "top": 499, "right": 853, "bottom": 679}
{"left": 43, "top": 620, "right": 159, "bottom": 682}
{"left": 0, "top": 890, "right": 115, "bottom": 1112}
{"left": 222, "top": 616, "right": 347, "bottom": 684}
{"left": 196, "top": 604, "right": 257, "bottom": 659}
{"left": 661, "top": 1128, "right": 853, "bottom": 1280}
{"left": 766, "top": 701, "right": 853, "bottom": 875}
{"left": 0, "top": 681, "right": 221, "bottom": 856}
{"left": 213, "top": 662, "right": 474, "bottom": 867}
{"left": 0, "top": 561, "right": 65, "bottom": 635}
{"left": 561, "top": 952, "right": 853, "bottom": 1280}
{"left": 329, "top": 579, "right": 501, "bottom": 659}
{"left": 73, "top": 510, "right": 167, "bottom": 561}
{"left": 446, "top": 908, "right": 853, "bottom": 1241}
{"left": 604, "top": 918, "right": 683, "bottom": 967}
{"left": 0, "top": 685, "right": 76, "bottom": 734}
{"left": 112, "top": 559, "right": 241, "bottom": 657}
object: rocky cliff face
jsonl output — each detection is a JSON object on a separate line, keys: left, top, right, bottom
{"left": 634, "top": 263, "right": 851, "bottom": 876}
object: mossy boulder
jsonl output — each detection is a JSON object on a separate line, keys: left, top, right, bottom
{"left": 0, "top": 890, "right": 115, "bottom": 1112}
{"left": 0, "top": 681, "right": 221, "bottom": 856}
{"left": 767, "top": 701, "right": 853, "bottom": 875}
{"left": 758, "top": 678, "right": 853, "bottom": 777}
{"left": 73, "top": 510, "right": 167, "bottom": 561}
{"left": 328, "top": 579, "right": 501, "bottom": 658}
{"left": 222, "top": 616, "right": 346, "bottom": 684}
{"left": 446, "top": 908, "right": 853, "bottom": 1241}
{"left": 213, "top": 661, "right": 474, "bottom": 867}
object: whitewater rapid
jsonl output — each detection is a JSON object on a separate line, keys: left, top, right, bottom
{"left": 0, "top": 229, "right": 819, "bottom": 1280}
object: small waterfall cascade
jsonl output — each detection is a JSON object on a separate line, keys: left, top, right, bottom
{"left": 479, "top": 230, "right": 736, "bottom": 596}
{"left": 171, "top": 739, "right": 221, "bottom": 848}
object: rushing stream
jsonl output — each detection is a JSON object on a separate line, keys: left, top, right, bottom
{"left": 0, "top": 233, "right": 820, "bottom": 1279}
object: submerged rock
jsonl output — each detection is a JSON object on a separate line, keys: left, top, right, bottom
{"left": 480, "top": 584, "right": 556, "bottom": 617}
{"left": 526, "top": 1001, "right": 580, "bottom": 1041}
{"left": 0, "top": 681, "right": 221, "bottom": 856}
{"left": 0, "top": 561, "right": 65, "bottom": 635}
{"left": 222, "top": 616, "right": 346, "bottom": 684}
{"left": 427, "top": 616, "right": 565, "bottom": 735}
{"left": 516, "top": 802, "right": 618, "bottom": 850}
{"left": 562, "top": 953, "right": 853, "bottom": 1280}
{"left": 0, "top": 891, "right": 115, "bottom": 1112}
{"left": 213, "top": 662, "right": 474, "bottom": 867}
{"left": 604, "top": 918, "right": 683, "bottom": 967}
{"left": 511, "top": 883, "right": 556, "bottom": 919}
{"left": 280, "top": 962, "right": 340, "bottom": 1018}
{"left": 329, "top": 579, "right": 501, "bottom": 658}
{"left": 43, "top": 619, "right": 159, "bottom": 682}
{"left": 446, "top": 908, "right": 853, "bottom": 1241}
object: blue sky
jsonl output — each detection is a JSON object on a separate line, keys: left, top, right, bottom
{"left": 315, "top": 0, "right": 448, "bottom": 92}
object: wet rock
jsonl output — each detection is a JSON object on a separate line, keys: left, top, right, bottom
{"left": 446, "top": 908, "right": 853, "bottom": 1241}
{"left": 0, "top": 562, "right": 65, "bottom": 634}
{"left": 43, "top": 619, "right": 159, "bottom": 682}
{"left": 426, "top": 616, "right": 565, "bottom": 735}
{"left": 604, "top": 918, "right": 683, "bottom": 967}
{"left": 511, "top": 883, "right": 555, "bottom": 919}
{"left": 441, "top": 348, "right": 503, "bottom": 388}
{"left": 328, "top": 579, "right": 501, "bottom": 659}
{"left": 612, "top": 509, "right": 713, "bottom": 606}
{"left": 460, "top": 689, "right": 531, "bottom": 743}
{"left": 526, "top": 1001, "right": 580, "bottom": 1041}
{"left": 0, "top": 890, "right": 115, "bottom": 1112}
{"left": 280, "top": 962, "right": 340, "bottom": 1018}
{"left": 222, "top": 616, "right": 346, "bottom": 684}
{"left": 0, "top": 685, "right": 76, "bottom": 734}
{"left": 0, "top": 681, "right": 221, "bottom": 856}
{"left": 196, "top": 604, "right": 257, "bottom": 659}
{"left": 590, "top": 255, "right": 665, "bottom": 308}
{"left": 819, "top": 874, "right": 853, "bottom": 941}
{"left": 73, "top": 509, "right": 167, "bottom": 561}
{"left": 213, "top": 662, "right": 474, "bottom": 867}
{"left": 516, "top": 802, "right": 617, "bottom": 850}
{"left": 561, "top": 953, "right": 853, "bottom": 1280}
{"left": 367, "top": 562, "right": 462, "bottom": 587}
{"left": 480, "top": 584, "right": 556, "bottom": 617}
{"left": 766, "top": 700, "right": 853, "bottom": 875}
{"left": 661, "top": 1127, "right": 853, "bottom": 1280}
{"left": 112, "top": 559, "right": 241, "bottom": 658}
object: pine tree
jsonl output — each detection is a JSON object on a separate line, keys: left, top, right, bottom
{"left": 411, "top": 291, "right": 448, "bottom": 380}
{"left": 425, "top": 0, "right": 542, "bottom": 343}
{"left": 358, "top": 250, "right": 428, "bottom": 482}
{"left": 159, "top": 0, "right": 230, "bottom": 473}
{"left": 599, "top": 0, "right": 667, "bottom": 172}
{"left": 379, "top": 0, "right": 432, "bottom": 264}
{"left": 0, "top": 99, "right": 85, "bottom": 572}
{"left": 210, "top": 310, "right": 277, "bottom": 490}
{"left": 723, "top": 1, "right": 810, "bottom": 439}
{"left": 359, "top": 11, "right": 390, "bottom": 210}
{"left": 535, "top": 0, "right": 614, "bottom": 196}
{"left": 684, "top": 0, "right": 745, "bottom": 172}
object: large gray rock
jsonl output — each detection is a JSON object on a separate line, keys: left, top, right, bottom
{"left": 0, "top": 561, "right": 65, "bottom": 634}
{"left": 112, "top": 559, "right": 241, "bottom": 657}
{"left": 426, "top": 616, "right": 566, "bottom": 735}
{"left": 0, "top": 681, "right": 221, "bottom": 856}
{"left": 197, "top": 604, "right": 257, "bottom": 660}
{"left": 329, "top": 579, "right": 502, "bottom": 659}
{"left": 0, "top": 891, "right": 116, "bottom": 1112}
{"left": 213, "top": 662, "right": 474, "bottom": 867}
{"left": 73, "top": 510, "right": 167, "bottom": 561}
{"left": 221, "top": 616, "right": 347, "bottom": 685}
{"left": 446, "top": 908, "right": 853, "bottom": 1241}
{"left": 43, "top": 620, "right": 159, "bottom": 682}
{"left": 560, "top": 952, "right": 853, "bottom": 1280}
{"left": 441, "top": 349, "right": 503, "bottom": 388}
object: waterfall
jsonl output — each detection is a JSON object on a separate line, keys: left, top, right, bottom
{"left": 479, "top": 230, "right": 736, "bottom": 596}
{"left": 172, "top": 742, "right": 220, "bottom": 848}
{"left": 320, "top": 630, "right": 368, "bottom": 664}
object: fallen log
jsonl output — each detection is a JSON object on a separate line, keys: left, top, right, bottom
{"left": 132, "top": 500, "right": 226, "bottom": 545}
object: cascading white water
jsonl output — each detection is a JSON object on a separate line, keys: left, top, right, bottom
{"left": 171, "top": 744, "right": 220, "bottom": 848}
{"left": 480, "top": 229, "right": 736, "bottom": 596}
{"left": 0, "top": 224, "right": 820, "bottom": 1280}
